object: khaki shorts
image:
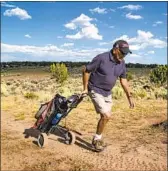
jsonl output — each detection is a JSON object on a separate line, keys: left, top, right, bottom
{"left": 88, "top": 90, "right": 112, "bottom": 117}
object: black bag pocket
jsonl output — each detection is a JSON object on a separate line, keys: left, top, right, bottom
{"left": 35, "top": 103, "right": 48, "bottom": 119}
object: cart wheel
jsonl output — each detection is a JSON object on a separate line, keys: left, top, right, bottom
{"left": 37, "top": 133, "right": 48, "bottom": 148}
{"left": 65, "top": 131, "right": 76, "bottom": 145}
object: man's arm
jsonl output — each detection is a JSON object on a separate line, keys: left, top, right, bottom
{"left": 120, "top": 78, "right": 131, "bottom": 97}
{"left": 82, "top": 55, "right": 101, "bottom": 94}
{"left": 120, "top": 78, "right": 134, "bottom": 108}
{"left": 82, "top": 66, "right": 90, "bottom": 93}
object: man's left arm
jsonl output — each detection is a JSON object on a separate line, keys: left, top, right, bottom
{"left": 120, "top": 78, "right": 134, "bottom": 109}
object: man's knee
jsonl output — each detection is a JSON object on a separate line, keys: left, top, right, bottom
{"left": 100, "top": 112, "right": 111, "bottom": 120}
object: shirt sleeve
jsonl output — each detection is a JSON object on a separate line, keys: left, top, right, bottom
{"left": 119, "top": 63, "right": 127, "bottom": 78}
{"left": 85, "top": 55, "right": 101, "bottom": 73}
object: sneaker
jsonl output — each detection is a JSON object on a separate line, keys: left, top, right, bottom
{"left": 92, "top": 138, "right": 106, "bottom": 152}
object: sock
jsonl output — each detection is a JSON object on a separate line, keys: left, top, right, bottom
{"left": 94, "top": 134, "right": 102, "bottom": 140}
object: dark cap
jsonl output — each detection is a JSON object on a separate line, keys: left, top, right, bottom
{"left": 113, "top": 40, "right": 132, "bottom": 55}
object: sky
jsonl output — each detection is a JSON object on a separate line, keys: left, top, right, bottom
{"left": 1, "top": 1, "right": 167, "bottom": 64}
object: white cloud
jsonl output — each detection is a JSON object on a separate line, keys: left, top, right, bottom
{"left": 1, "top": 43, "right": 108, "bottom": 61}
{"left": 109, "top": 8, "right": 116, "bottom": 12}
{"left": 118, "top": 4, "right": 142, "bottom": 10}
{"left": 163, "top": 13, "right": 167, "bottom": 16}
{"left": 66, "top": 33, "right": 82, "bottom": 40}
{"left": 1, "top": 54, "right": 18, "bottom": 61}
{"left": 147, "top": 51, "right": 155, "bottom": 54}
{"left": 3, "top": 7, "right": 32, "bottom": 20}
{"left": 70, "top": 13, "right": 93, "bottom": 25}
{"left": 25, "top": 34, "right": 31, "bottom": 38}
{"left": 99, "top": 30, "right": 167, "bottom": 52}
{"left": 98, "top": 42, "right": 110, "bottom": 46}
{"left": 126, "top": 13, "right": 143, "bottom": 20}
{"left": 114, "top": 30, "right": 167, "bottom": 50}
{"left": 152, "top": 21, "right": 163, "bottom": 27}
{"left": 64, "top": 23, "right": 76, "bottom": 30}
{"left": 124, "top": 53, "right": 143, "bottom": 64}
{"left": 61, "top": 43, "right": 74, "bottom": 47}
{"left": 89, "top": 7, "right": 107, "bottom": 14}
{"left": 64, "top": 14, "right": 102, "bottom": 40}
{"left": 57, "top": 36, "right": 63, "bottom": 39}
{"left": 129, "top": 54, "right": 142, "bottom": 58}
{"left": 1, "top": 2, "right": 16, "bottom": 8}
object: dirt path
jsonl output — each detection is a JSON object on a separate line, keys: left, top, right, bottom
{"left": 1, "top": 111, "right": 167, "bottom": 171}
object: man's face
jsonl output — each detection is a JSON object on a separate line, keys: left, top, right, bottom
{"left": 113, "top": 48, "right": 127, "bottom": 63}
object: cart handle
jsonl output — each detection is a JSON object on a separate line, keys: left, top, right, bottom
{"left": 79, "top": 92, "right": 88, "bottom": 99}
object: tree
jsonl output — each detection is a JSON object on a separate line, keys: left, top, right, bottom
{"left": 150, "top": 65, "right": 168, "bottom": 86}
{"left": 50, "top": 63, "right": 68, "bottom": 85}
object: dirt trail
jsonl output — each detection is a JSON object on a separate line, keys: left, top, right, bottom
{"left": 1, "top": 111, "right": 167, "bottom": 171}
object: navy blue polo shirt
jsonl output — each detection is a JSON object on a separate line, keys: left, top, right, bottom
{"left": 86, "top": 51, "right": 126, "bottom": 96}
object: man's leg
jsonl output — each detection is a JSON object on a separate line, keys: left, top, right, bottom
{"left": 88, "top": 90, "right": 112, "bottom": 150}
{"left": 96, "top": 113, "right": 110, "bottom": 135}
{"left": 92, "top": 112, "right": 111, "bottom": 151}
{"left": 96, "top": 94, "right": 112, "bottom": 136}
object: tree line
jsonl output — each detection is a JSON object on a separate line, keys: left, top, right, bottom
{"left": 0, "top": 61, "right": 164, "bottom": 69}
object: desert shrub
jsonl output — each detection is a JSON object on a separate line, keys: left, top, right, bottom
{"left": 154, "top": 88, "right": 167, "bottom": 99}
{"left": 10, "top": 85, "right": 17, "bottom": 94}
{"left": 50, "top": 63, "right": 68, "bottom": 85}
{"left": 31, "top": 80, "right": 38, "bottom": 84}
{"left": 146, "top": 91, "right": 156, "bottom": 100}
{"left": 58, "top": 87, "right": 74, "bottom": 97}
{"left": 133, "top": 88, "right": 147, "bottom": 99}
{"left": 150, "top": 65, "right": 168, "bottom": 86}
{"left": 138, "top": 77, "right": 148, "bottom": 85}
{"left": 143, "top": 85, "right": 152, "bottom": 91}
{"left": 24, "top": 92, "right": 39, "bottom": 99}
{"left": 13, "top": 87, "right": 22, "bottom": 95}
{"left": 1, "top": 83, "right": 10, "bottom": 96}
{"left": 6, "top": 81, "right": 12, "bottom": 86}
{"left": 112, "top": 86, "right": 124, "bottom": 99}
{"left": 126, "top": 71, "right": 133, "bottom": 81}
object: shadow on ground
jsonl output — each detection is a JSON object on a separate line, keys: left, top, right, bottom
{"left": 23, "top": 125, "right": 96, "bottom": 152}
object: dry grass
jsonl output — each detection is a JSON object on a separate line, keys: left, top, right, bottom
{"left": 1, "top": 67, "right": 167, "bottom": 144}
{"left": 1, "top": 67, "right": 167, "bottom": 171}
{"left": 1, "top": 95, "right": 166, "bottom": 141}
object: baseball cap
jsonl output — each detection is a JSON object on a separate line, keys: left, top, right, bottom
{"left": 113, "top": 40, "right": 132, "bottom": 55}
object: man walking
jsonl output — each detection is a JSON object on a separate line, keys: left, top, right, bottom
{"left": 82, "top": 40, "right": 134, "bottom": 152}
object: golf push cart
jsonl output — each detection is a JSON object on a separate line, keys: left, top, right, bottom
{"left": 32, "top": 93, "right": 86, "bottom": 148}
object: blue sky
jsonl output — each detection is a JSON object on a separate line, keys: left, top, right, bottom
{"left": 1, "top": 1, "right": 167, "bottom": 64}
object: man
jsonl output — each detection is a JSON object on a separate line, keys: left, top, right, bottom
{"left": 82, "top": 40, "right": 134, "bottom": 152}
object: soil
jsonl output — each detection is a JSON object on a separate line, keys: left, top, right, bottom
{"left": 1, "top": 111, "right": 167, "bottom": 171}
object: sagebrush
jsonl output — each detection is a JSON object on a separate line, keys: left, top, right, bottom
{"left": 150, "top": 65, "right": 167, "bottom": 86}
{"left": 50, "top": 63, "right": 68, "bottom": 84}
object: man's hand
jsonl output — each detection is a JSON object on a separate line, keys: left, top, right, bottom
{"left": 80, "top": 89, "right": 88, "bottom": 98}
{"left": 120, "top": 78, "right": 134, "bottom": 109}
{"left": 128, "top": 96, "right": 134, "bottom": 109}
{"left": 81, "top": 89, "right": 88, "bottom": 95}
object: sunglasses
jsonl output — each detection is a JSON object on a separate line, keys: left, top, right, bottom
{"left": 118, "top": 50, "right": 127, "bottom": 59}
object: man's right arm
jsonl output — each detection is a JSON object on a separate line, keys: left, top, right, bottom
{"left": 82, "top": 66, "right": 90, "bottom": 93}
{"left": 82, "top": 55, "right": 101, "bottom": 94}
